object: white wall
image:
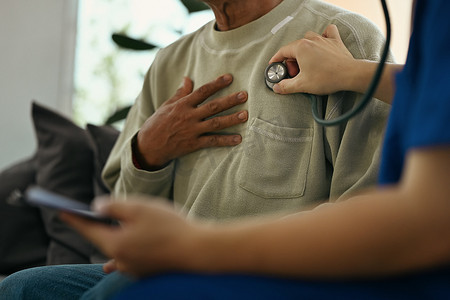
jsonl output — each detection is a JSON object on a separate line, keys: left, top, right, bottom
{"left": 325, "top": 0, "right": 413, "bottom": 63}
{"left": 0, "top": 0, "right": 78, "bottom": 170}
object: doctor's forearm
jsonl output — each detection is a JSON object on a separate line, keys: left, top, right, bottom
{"left": 193, "top": 190, "right": 449, "bottom": 278}
{"left": 347, "top": 60, "right": 403, "bottom": 104}
{"left": 190, "top": 149, "right": 450, "bottom": 278}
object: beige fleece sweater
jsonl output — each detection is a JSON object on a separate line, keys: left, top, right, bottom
{"left": 102, "top": 0, "right": 392, "bottom": 221}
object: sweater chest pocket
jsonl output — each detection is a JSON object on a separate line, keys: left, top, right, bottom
{"left": 237, "top": 118, "right": 313, "bottom": 199}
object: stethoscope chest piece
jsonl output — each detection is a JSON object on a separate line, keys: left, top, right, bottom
{"left": 265, "top": 62, "right": 289, "bottom": 90}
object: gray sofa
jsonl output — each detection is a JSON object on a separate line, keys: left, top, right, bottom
{"left": 0, "top": 102, "right": 119, "bottom": 277}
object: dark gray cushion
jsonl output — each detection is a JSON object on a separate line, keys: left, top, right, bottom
{"left": 86, "top": 124, "right": 120, "bottom": 196}
{"left": 0, "top": 156, "right": 48, "bottom": 274}
{"left": 32, "top": 101, "right": 96, "bottom": 265}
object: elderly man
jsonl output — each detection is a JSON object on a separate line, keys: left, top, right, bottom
{"left": 103, "top": 0, "right": 390, "bottom": 220}
{"left": 0, "top": 0, "right": 390, "bottom": 299}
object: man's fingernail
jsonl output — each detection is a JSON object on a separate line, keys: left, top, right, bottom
{"left": 233, "top": 136, "right": 242, "bottom": 143}
{"left": 238, "top": 111, "right": 247, "bottom": 120}
{"left": 237, "top": 92, "right": 246, "bottom": 100}
{"left": 223, "top": 74, "right": 232, "bottom": 83}
{"left": 179, "top": 77, "right": 187, "bottom": 88}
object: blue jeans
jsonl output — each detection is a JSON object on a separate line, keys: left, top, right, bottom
{"left": 0, "top": 264, "right": 134, "bottom": 300}
{"left": 113, "top": 268, "right": 450, "bottom": 300}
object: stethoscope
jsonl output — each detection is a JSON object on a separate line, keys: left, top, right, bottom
{"left": 265, "top": 0, "right": 391, "bottom": 126}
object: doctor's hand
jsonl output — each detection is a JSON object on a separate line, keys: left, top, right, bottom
{"left": 269, "top": 24, "right": 357, "bottom": 95}
{"left": 135, "top": 74, "right": 248, "bottom": 170}
{"left": 60, "top": 197, "right": 201, "bottom": 277}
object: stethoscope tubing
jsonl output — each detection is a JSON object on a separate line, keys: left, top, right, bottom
{"left": 265, "top": 0, "right": 391, "bottom": 127}
{"left": 310, "top": 0, "right": 391, "bottom": 126}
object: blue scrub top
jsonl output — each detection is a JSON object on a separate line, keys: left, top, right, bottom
{"left": 379, "top": 0, "right": 450, "bottom": 185}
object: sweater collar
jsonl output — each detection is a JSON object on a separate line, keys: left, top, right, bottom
{"left": 200, "top": 0, "right": 308, "bottom": 52}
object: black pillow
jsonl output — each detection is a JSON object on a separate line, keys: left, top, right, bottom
{"left": 32, "top": 102, "right": 96, "bottom": 265}
{"left": 86, "top": 124, "right": 120, "bottom": 196}
{"left": 0, "top": 156, "right": 48, "bottom": 275}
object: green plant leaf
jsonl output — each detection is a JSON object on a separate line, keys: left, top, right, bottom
{"left": 111, "top": 33, "right": 157, "bottom": 51}
{"left": 180, "top": 0, "right": 210, "bottom": 13}
{"left": 105, "top": 105, "right": 132, "bottom": 125}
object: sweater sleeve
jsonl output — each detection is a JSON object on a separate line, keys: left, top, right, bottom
{"left": 325, "top": 94, "right": 388, "bottom": 201}
{"left": 325, "top": 13, "right": 392, "bottom": 200}
{"left": 101, "top": 63, "right": 175, "bottom": 200}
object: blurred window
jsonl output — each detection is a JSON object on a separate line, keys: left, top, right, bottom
{"left": 73, "top": 0, "right": 213, "bottom": 125}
